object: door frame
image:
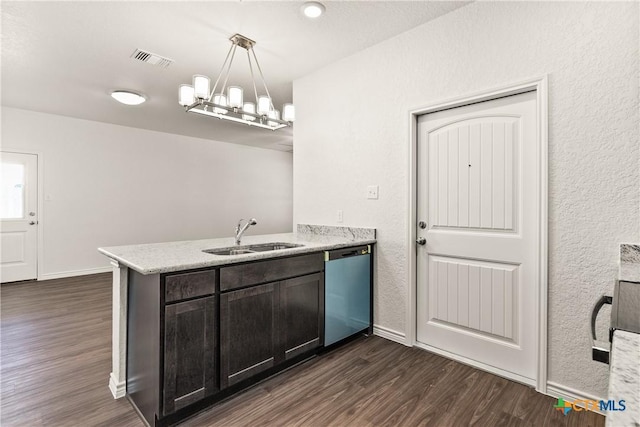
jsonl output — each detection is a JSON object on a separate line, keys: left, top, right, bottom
{"left": 406, "top": 76, "right": 548, "bottom": 393}
{"left": 1, "top": 148, "right": 44, "bottom": 281}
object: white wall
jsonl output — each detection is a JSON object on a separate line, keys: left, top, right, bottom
{"left": 2, "top": 107, "right": 293, "bottom": 279}
{"left": 293, "top": 2, "right": 639, "bottom": 398}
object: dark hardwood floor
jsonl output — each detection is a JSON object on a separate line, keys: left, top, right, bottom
{"left": 1, "top": 273, "right": 605, "bottom": 427}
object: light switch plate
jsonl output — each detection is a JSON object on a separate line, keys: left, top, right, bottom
{"left": 367, "top": 185, "right": 379, "bottom": 200}
{"left": 337, "top": 210, "right": 343, "bottom": 223}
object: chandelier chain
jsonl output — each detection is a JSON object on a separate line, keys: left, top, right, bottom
{"left": 246, "top": 50, "right": 260, "bottom": 106}
{"left": 208, "top": 43, "right": 235, "bottom": 101}
{"left": 220, "top": 44, "right": 238, "bottom": 99}
{"left": 250, "top": 48, "right": 275, "bottom": 111}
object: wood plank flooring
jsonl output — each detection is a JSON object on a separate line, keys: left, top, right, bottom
{"left": 1, "top": 274, "right": 140, "bottom": 426}
{"left": 1, "top": 273, "right": 605, "bottom": 427}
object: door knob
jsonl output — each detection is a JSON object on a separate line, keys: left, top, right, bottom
{"left": 29, "top": 221, "right": 38, "bottom": 225}
{"left": 416, "top": 237, "right": 426, "bottom": 246}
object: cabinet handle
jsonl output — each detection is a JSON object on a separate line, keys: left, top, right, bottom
{"left": 341, "top": 251, "right": 359, "bottom": 258}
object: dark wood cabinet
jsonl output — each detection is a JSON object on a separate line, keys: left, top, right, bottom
{"left": 219, "top": 271, "right": 324, "bottom": 389}
{"left": 220, "top": 253, "right": 323, "bottom": 291}
{"left": 220, "top": 282, "right": 280, "bottom": 388}
{"left": 165, "top": 270, "right": 216, "bottom": 303}
{"left": 163, "top": 295, "right": 217, "bottom": 415}
{"left": 281, "top": 273, "right": 324, "bottom": 360}
{"left": 126, "top": 250, "right": 345, "bottom": 426}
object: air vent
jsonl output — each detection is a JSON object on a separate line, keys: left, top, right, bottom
{"left": 130, "top": 49, "right": 174, "bottom": 68}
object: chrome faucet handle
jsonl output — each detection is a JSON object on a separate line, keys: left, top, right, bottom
{"left": 234, "top": 218, "right": 257, "bottom": 245}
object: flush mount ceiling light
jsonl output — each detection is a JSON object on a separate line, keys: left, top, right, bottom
{"left": 110, "top": 90, "right": 146, "bottom": 105}
{"left": 178, "top": 33, "right": 294, "bottom": 131}
{"left": 301, "top": 1, "right": 325, "bottom": 18}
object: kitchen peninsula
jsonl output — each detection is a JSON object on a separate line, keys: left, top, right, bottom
{"left": 98, "top": 225, "right": 375, "bottom": 426}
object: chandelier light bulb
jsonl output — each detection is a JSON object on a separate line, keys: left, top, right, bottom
{"left": 228, "top": 86, "right": 243, "bottom": 108}
{"left": 257, "top": 96, "right": 271, "bottom": 115}
{"left": 267, "top": 110, "right": 280, "bottom": 127}
{"left": 242, "top": 102, "right": 256, "bottom": 121}
{"left": 178, "top": 85, "right": 195, "bottom": 106}
{"left": 283, "top": 104, "right": 295, "bottom": 122}
{"left": 213, "top": 94, "right": 228, "bottom": 114}
{"left": 193, "top": 75, "right": 210, "bottom": 99}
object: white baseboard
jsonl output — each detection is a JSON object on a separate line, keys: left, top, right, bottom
{"left": 546, "top": 381, "right": 605, "bottom": 415}
{"left": 39, "top": 266, "right": 112, "bottom": 281}
{"left": 373, "top": 324, "right": 408, "bottom": 346}
{"left": 414, "top": 341, "right": 537, "bottom": 387}
{"left": 109, "top": 372, "right": 126, "bottom": 399}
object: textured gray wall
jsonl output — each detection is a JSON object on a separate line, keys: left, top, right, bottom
{"left": 293, "top": 1, "right": 639, "bottom": 398}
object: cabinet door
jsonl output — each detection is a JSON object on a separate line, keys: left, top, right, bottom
{"left": 220, "top": 282, "right": 280, "bottom": 389}
{"left": 281, "top": 273, "right": 324, "bottom": 360}
{"left": 163, "top": 296, "right": 217, "bottom": 416}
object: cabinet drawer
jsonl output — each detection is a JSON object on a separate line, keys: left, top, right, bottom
{"left": 165, "top": 270, "right": 216, "bottom": 303}
{"left": 220, "top": 253, "right": 324, "bottom": 291}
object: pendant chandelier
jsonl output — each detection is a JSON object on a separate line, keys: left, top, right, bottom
{"left": 178, "top": 34, "right": 294, "bottom": 130}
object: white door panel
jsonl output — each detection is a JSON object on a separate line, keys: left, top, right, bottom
{"left": 1, "top": 231, "right": 27, "bottom": 263}
{"left": 428, "top": 255, "right": 518, "bottom": 341}
{"left": 417, "top": 91, "right": 538, "bottom": 382}
{"left": 428, "top": 118, "right": 519, "bottom": 231}
{"left": 1, "top": 152, "right": 38, "bottom": 283}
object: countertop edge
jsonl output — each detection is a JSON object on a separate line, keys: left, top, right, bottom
{"left": 97, "top": 248, "right": 152, "bottom": 275}
{"left": 98, "top": 237, "right": 376, "bottom": 275}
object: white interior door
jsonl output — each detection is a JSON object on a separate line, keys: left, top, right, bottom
{"left": 416, "top": 91, "right": 539, "bottom": 384}
{"left": 1, "top": 152, "right": 38, "bottom": 283}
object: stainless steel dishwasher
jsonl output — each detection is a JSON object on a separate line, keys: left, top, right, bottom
{"left": 324, "top": 245, "right": 372, "bottom": 346}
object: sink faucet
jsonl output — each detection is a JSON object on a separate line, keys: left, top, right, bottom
{"left": 235, "top": 218, "right": 257, "bottom": 245}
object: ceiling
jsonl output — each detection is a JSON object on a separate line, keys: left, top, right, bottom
{"left": 1, "top": 1, "right": 470, "bottom": 152}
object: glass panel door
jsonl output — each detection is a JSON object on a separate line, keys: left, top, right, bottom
{"left": 0, "top": 162, "right": 25, "bottom": 219}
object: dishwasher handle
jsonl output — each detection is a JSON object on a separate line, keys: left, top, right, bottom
{"left": 325, "top": 246, "right": 370, "bottom": 261}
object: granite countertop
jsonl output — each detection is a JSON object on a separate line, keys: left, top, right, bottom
{"left": 619, "top": 244, "right": 640, "bottom": 283}
{"left": 99, "top": 227, "right": 376, "bottom": 275}
{"left": 606, "top": 244, "right": 640, "bottom": 426}
{"left": 607, "top": 330, "right": 640, "bottom": 426}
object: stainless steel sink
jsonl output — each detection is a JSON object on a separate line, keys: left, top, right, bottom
{"left": 203, "top": 242, "right": 303, "bottom": 256}
{"left": 203, "top": 248, "right": 256, "bottom": 256}
{"left": 246, "top": 242, "right": 303, "bottom": 252}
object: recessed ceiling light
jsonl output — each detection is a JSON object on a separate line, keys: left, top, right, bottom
{"left": 301, "top": 1, "right": 325, "bottom": 19}
{"left": 110, "top": 90, "right": 146, "bottom": 105}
